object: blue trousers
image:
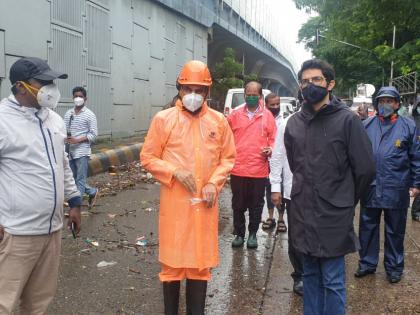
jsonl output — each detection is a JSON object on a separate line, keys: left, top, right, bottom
{"left": 303, "top": 255, "right": 346, "bottom": 315}
{"left": 358, "top": 207, "right": 407, "bottom": 277}
{"left": 69, "top": 156, "right": 97, "bottom": 198}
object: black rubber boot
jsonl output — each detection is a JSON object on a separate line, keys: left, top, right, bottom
{"left": 163, "top": 281, "right": 180, "bottom": 315}
{"left": 186, "top": 279, "right": 207, "bottom": 315}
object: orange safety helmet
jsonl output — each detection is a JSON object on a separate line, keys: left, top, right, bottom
{"left": 177, "top": 60, "right": 212, "bottom": 87}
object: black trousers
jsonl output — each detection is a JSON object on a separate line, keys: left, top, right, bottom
{"left": 283, "top": 198, "right": 304, "bottom": 281}
{"left": 231, "top": 175, "right": 266, "bottom": 237}
{"left": 412, "top": 195, "right": 420, "bottom": 218}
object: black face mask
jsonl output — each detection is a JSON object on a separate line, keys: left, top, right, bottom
{"left": 268, "top": 107, "right": 280, "bottom": 117}
{"left": 301, "top": 84, "right": 329, "bottom": 105}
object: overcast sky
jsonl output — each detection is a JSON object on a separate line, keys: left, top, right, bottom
{"left": 273, "top": 0, "right": 314, "bottom": 70}
{"left": 228, "top": 0, "right": 313, "bottom": 72}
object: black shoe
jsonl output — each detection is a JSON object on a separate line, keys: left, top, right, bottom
{"left": 186, "top": 279, "right": 207, "bottom": 315}
{"left": 354, "top": 267, "right": 376, "bottom": 278}
{"left": 163, "top": 281, "right": 180, "bottom": 315}
{"left": 387, "top": 274, "right": 401, "bottom": 284}
{"left": 413, "top": 215, "right": 420, "bottom": 222}
{"left": 293, "top": 280, "right": 303, "bottom": 296}
{"left": 231, "top": 236, "right": 245, "bottom": 247}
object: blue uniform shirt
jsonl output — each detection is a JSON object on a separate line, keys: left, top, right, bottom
{"left": 363, "top": 115, "right": 420, "bottom": 209}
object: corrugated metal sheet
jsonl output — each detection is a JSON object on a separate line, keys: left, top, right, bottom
{"left": 0, "top": 55, "right": 19, "bottom": 98}
{"left": 87, "top": 71, "right": 112, "bottom": 135}
{"left": 185, "top": 21, "right": 194, "bottom": 51}
{"left": 51, "top": 0, "right": 83, "bottom": 31}
{"left": 133, "top": 79, "right": 151, "bottom": 131}
{"left": 49, "top": 25, "right": 86, "bottom": 102}
{"left": 86, "top": 2, "right": 111, "bottom": 72}
{"left": 55, "top": 104, "right": 74, "bottom": 118}
{"left": 133, "top": 24, "right": 150, "bottom": 80}
{"left": 164, "top": 11, "right": 176, "bottom": 42}
{"left": 112, "top": 105, "right": 136, "bottom": 137}
{"left": 149, "top": 58, "right": 165, "bottom": 106}
{"left": 0, "top": 1, "right": 50, "bottom": 58}
{"left": 133, "top": 0, "right": 152, "bottom": 29}
{"left": 193, "top": 34, "right": 204, "bottom": 60}
{"left": 0, "top": 31, "right": 4, "bottom": 78}
{"left": 164, "top": 39, "right": 177, "bottom": 85}
{"left": 176, "top": 23, "right": 186, "bottom": 67}
{"left": 89, "top": 0, "right": 110, "bottom": 9}
{"left": 110, "top": 0, "right": 132, "bottom": 48}
{"left": 111, "top": 44, "right": 133, "bottom": 105}
{"left": 149, "top": 6, "right": 165, "bottom": 59}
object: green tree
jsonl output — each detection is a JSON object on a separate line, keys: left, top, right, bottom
{"left": 211, "top": 48, "right": 258, "bottom": 105}
{"left": 295, "top": 0, "right": 420, "bottom": 96}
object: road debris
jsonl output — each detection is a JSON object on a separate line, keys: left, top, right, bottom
{"left": 97, "top": 261, "right": 117, "bottom": 268}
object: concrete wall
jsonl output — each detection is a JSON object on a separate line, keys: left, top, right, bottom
{"left": 0, "top": 0, "right": 208, "bottom": 137}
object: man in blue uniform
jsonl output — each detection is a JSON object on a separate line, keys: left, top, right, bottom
{"left": 356, "top": 86, "right": 420, "bottom": 283}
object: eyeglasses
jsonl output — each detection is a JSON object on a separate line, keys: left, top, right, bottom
{"left": 181, "top": 86, "right": 206, "bottom": 94}
{"left": 300, "top": 76, "right": 326, "bottom": 87}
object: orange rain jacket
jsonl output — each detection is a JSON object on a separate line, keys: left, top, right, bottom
{"left": 140, "top": 100, "right": 236, "bottom": 270}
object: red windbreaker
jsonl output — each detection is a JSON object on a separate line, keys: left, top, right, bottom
{"left": 227, "top": 100, "right": 277, "bottom": 178}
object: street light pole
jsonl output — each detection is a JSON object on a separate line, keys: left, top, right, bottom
{"left": 390, "top": 25, "right": 396, "bottom": 85}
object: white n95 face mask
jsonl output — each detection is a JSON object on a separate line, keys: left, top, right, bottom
{"left": 73, "top": 97, "right": 85, "bottom": 107}
{"left": 182, "top": 93, "right": 204, "bottom": 112}
{"left": 37, "top": 83, "right": 61, "bottom": 109}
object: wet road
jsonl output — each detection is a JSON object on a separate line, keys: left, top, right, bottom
{"left": 49, "top": 177, "right": 420, "bottom": 314}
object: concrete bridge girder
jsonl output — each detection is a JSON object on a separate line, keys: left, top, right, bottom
{"left": 208, "top": 25, "right": 298, "bottom": 97}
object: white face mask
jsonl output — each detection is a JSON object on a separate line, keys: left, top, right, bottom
{"left": 37, "top": 83, "right": 61, "bottom": 109}
{"left": 73, "top": 97, "right": 85, "bottom": 107}
{"left": 182, "top": 93, "right": 204, "bottom": 112}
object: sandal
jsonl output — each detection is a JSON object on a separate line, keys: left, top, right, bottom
{"left": 262, "top": 218, "right": 276, "bottom": 230}
{"left": 276, "top": 220, "right": 287, "bottom": 233}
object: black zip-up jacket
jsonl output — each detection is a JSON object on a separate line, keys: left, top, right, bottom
{"left": 284, "top": 96, "right": 375, "bottom": 257}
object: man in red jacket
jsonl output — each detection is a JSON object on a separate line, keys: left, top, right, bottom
{"left": 227, "top": 81, "right": 277, "bottom": 249}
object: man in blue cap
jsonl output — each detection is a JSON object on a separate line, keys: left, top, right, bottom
{"left": 0, "top": 57, "right": 82, "bottom": 313}
{"left": 355, "top": 86, "right": 420, "bottom": 283}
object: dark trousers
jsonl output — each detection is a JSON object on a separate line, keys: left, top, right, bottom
{"left": 303, "top": 255, "right": 346, "bottom": 315}
{"left": 231, "top": 175, "right": 266, "bottom": 237}
{"left": 358, "top": 207, "right": 407, "bottom": 276}
{"left": 284, "top": 198, "right": 304, "bottom": 281}
{"left": 412, "top": 195, "right": 420, "bottom": 218}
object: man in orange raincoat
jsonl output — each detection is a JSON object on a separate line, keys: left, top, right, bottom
{"left": 140, "top": 60, "right": 236, "bottom": 315}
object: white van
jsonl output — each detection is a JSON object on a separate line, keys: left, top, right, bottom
{"left": 223, "top": 88, "right": 272, "bottom": 116}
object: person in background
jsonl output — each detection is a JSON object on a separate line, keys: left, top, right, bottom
{"left": 228, "top": 81, "right": 277, "bottom": 249}
{"left": 0, "top": 57, "right": 82, "bottom": 314}
{"left": 64, "top": 87, "right": 99, "bottom": 209}
{"left": 262, "top": 93, "right": 287, "bottom": 234}
{"left": 356, "top": 86, "right": 420, "bottom": 283}
{"left": 141, "top": 60, "right": 236, "bottom": 315}
{"left": 269, "top": 94, "right": 304, "bottom": 296}
{"left": 411, "top": 96, "right": 420, "bottom": 221}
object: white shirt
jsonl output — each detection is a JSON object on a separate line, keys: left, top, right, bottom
{"left": 269, "top": 115, "right": 293, "bottom": 200}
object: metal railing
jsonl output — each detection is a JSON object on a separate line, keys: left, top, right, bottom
{"left": 392, "top": 72, "right": 418, "bottom": 95}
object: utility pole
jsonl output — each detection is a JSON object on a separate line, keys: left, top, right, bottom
{"left": 389, "top": 25, "right": 396, "bottom": 85}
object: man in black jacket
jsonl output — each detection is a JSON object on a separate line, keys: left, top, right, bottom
{"left": 284, "top": 59, "right": 375, "bottom": 315}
